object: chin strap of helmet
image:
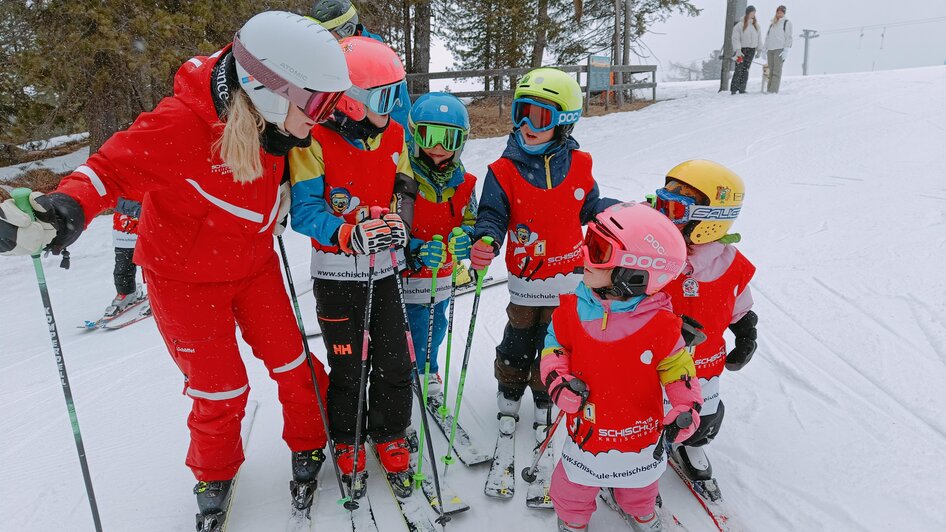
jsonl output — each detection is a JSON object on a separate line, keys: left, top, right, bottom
{"left": 592, "top": 267, "right": 649, "bottom": 300}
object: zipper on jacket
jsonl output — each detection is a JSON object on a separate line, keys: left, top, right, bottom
{"left": 544, "top": 154, "right": 553, "bottom": 189}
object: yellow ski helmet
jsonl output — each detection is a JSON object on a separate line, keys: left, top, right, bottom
{"left": 514, "top": 68, "right": 583, "bottom": 114}
{"left": 664, "top": 160, "right": 745, "bottom": 244}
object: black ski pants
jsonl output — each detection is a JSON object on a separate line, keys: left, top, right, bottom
{"left": 730, "top": 48, "right": 756, "bottom": 93}
{"left": 494, "top": 302, "right": 555, "bottom": 406}
{"left": 314, "top": 275, "right": 413, "bottom": 445}
{"left": 113, "top": 247, "right": 137, "bottom": 295}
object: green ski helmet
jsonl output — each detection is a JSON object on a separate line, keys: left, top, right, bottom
{"left": 513, "top": 67, "right": 583, "bottom": 114}
{"left": 309, "top": 0, "right": 359, "bottom": 38}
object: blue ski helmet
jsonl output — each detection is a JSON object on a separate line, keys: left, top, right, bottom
{"left": 408, "top": 92, "right": 470, "bottom": 159}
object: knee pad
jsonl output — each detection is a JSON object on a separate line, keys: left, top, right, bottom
{"left": 496, "top": 323, "right": 539, "bottom": 368}
{"left": 682, "top": 401, "right": 725, "bottom": 447}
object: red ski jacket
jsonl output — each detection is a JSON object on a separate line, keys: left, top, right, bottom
{"left": 56, "top": 46, "right": 285, "bottom": 283}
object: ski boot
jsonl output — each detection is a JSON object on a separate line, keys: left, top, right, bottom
{"left": 335, "top": 443, "right": 368, "bottom": 500}
{"left": 533, "top": 400, "right": 552, "bottom": 442}
{"left": 289, "top": 448, "right": 325, "bottom": 512}
{"left": 425, "top": 373, "right": 444, "bottom": 404}
{"left": 194, "top": 479, "right": 234, "bottom": 531}
{"left": 498, "top": 392, "right": 521, "bottom": 435}
{"left": 629, "top": 512, "right": 663, "bottom": 532}
{"left": 103, "top": 286, "right": 143, "bottom": 318}
{"left": 670, "top": 444, "right": 722, "bottom": 501}
{"left": 557, "top": 518, "right": 588, "bottom": 531}
{"left": 375, "top": 438, "right": 413, "bottom": 498}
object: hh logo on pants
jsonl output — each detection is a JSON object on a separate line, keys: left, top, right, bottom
{"left": 333, "top": 343, "right": 353, "bottom": 355}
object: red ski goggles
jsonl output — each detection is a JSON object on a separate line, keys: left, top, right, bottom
{"left": 511, "top": 98, "right": 581, "bottom": 133}
{"left": 232, "top": 36, "right": 345, "bottom": 122}
{"left": 583, "top": 222, "right": 624, "bottom": 269}
{"left": 346, "top": 81, "right": 402, "bottom": 116}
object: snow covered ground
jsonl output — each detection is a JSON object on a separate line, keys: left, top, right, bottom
{"left": 2, "top": 66, "right": 945, "bottom": 531}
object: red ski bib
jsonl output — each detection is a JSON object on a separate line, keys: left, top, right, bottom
{"left": 406, "top": 172, "right": 477, "bottom": 280}
{"left": 489, "top": 151, "right": 594, "bottom": 281}
{"left": 553, "top": 294, "right": 682, "bottom": 455}
{"left": 310, "top": 122, "right": 404, "bottom": 254}
{"left": 663, "top": 250, "right": 755, "bottom": 380}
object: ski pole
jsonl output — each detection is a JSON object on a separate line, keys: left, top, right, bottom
{"left": 415, "top": 234, "right": 443, "bottom": 489}
{"left": 11, "top": 188, "right": 103, "bottom": 532}
{"left": 441, "top": 236, "right": 492, "bottom": 479}
{"left": 386, "top": 225, "right": 450, "bottom": 527}
{"left": 347, "top": 205, "right": 384, "bottom": 511}
{"left": 437, "top": 228, "right": 465, "bottom": 419}
{"left": 653, "top": 410, "right": 693, "bottom": 461}
{"left": 276, "top": 235, "right": 349, "bottom": 507}
{"left": 521, "top": 409, "right": 566, "bottom": 483}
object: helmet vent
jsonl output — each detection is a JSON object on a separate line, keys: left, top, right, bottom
{"left": 542, "top": 87, "right": 560, "bottom": 95}
{"left": 609, "top": 217, "right": 624, "bottom": 230}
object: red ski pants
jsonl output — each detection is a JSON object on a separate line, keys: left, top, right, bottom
{"left": 145, "top": 255, "right": 328, "bottom": 481}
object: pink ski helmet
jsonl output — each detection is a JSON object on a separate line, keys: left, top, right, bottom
{"left": 583, "top": 201, "right": 687, "bottom": 296}
{"left": 335, "top": 36, "right": 406, "bottom": 121}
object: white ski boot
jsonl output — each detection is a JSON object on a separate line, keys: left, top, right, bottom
{"left": 557, "top": 518, "right": 588, "bottom": 531}
{"left": 670, "top": 444, "right": 722, "bottom": 501}
{"left": 497, "top": 392, "right": 521, "bottom": 433}
{"left": 104, "top": 285, "right": 143, "bottom": 318}
{"left": 629, "top": 512, "right": 663, "bottom": 532}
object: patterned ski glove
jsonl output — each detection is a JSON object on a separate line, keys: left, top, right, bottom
{"left": 469, "top": 238, "right": 495, "bottom": 270}
{"left": 662, "top": 376, "right": 703, "bottom": 444}
{"left": 337, "top": 218, "right": 392, "bottom": 255}
{"left": 382, "top": 213, "right": 409, "bottom": 248}
{"left": 448, "top": 228, "right": 472, "bottom": 261}
{"left": 0, "top": 194, "right": 57, "bottom": 256}
{"left": 418, "top": 238, "right": 447, "bottom": 270}
{"left": 726, "top": 311, "right": 758, "bottom": 371}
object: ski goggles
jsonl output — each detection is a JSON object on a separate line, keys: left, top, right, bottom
{"left": 583, "top": 222, "right": 682, "bottom": 273}
{"left": 413, "top": 123, "right": 467, "bottom": 152}
{"left": 511, "top": 97, "right": 581, "bottom": 133}
{"left": 346, "top": 81, "right": 401, "bottom": 116}
{"left": 652, "top": 188, "right": 701, "bottom": 224}
{"left": 232, "top": 36, "right": 345, "bottom": 122}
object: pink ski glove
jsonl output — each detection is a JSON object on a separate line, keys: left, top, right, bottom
{"left": 663, "top": 377, "right": 703, "bottom": 443}
{"left": 548, "top": 373, "right": 588, "bottom": 414}
{"left": 469, "top": 238, "right": 495, "bottom": 270}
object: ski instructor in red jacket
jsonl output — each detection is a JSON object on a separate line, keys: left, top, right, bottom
{"left": 0, "top": 11, "right": 353, "bottom": 521}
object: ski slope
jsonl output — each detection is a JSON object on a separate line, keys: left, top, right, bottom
{"left": 2, "top": 66, "right": 945, "bottom": 531}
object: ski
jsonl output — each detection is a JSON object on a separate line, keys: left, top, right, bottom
{"left": 102, "top": 301, "right": 152, "bottom": 330}
{"left": 424, "top": 394, "right": 491, "bottom": 466}
{"left": 369, "top": 443, "right": 441, "bottom": 532}
{"left": 525, "top": 423, "right": 555, "bottom": 509}
{"left": 195, "top": 400, "right": 258, "bottom": 532}
{"left": 304, "top": 276, "right": 507, "bottom": 338}
{"left": 666, "top": 457, "right": 743, "bottom": 532}
{"left": 484, "top": 415, "right": 517, "bottom": 499}
{"left": 308, "top": 483, "right": 379, "bottom": 532}
{"left": 599, "top": 488, "right": 693, "bottom": 531}
{"left": 406, "top": 428, "right": 470, "bottom": 515}
{"left": 78, "top": 294, "right": 148, "bottom": 330}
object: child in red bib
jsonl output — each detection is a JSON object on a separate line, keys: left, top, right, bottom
{"left": 541, "top": 202, "right": 703, "bottom": 532}
{"left": 651, "top": 160, "right": 758, "bottom": 502}
{"left": 470, "top": 68, "right": 619, "bottom": 439}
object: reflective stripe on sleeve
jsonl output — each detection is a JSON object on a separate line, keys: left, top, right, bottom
{"left": 75, "top": 165, "right": 107, "bottom": 197}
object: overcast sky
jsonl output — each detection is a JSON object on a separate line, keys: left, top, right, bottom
{"left": 429, "top": 0, "right": 946, "bottom": 82}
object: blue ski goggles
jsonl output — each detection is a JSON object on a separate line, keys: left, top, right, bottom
{"left": 653, "top": 188, "right": 699, "bottom": 224}
{"left": 345, "top": 81, "right": 401, "bottom": 116}
{"left": 511, "top": 97, "right": 581, "bottom": 133}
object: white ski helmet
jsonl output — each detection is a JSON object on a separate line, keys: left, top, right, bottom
{"left": 233, "top": 11, "right": 351, "bottom": 126}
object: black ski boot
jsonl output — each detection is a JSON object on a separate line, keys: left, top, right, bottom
{"left": 671, "top": 445, "right": 722, "bottom": 501}
{"left": 290, "top": 449, "right": 325, "bottom": 511}
{"left": 194, "top": 479, "right": 233, "bottom": 531}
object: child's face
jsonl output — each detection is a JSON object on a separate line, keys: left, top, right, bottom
{"left": 520, "top": 121, "right": 555, "bottom": 146}
{"left": 365, "top": 108, "right": 390, "bottom": 128}
{"left": 421, "top": 144, "right": 455, "bottom": 165}
{"left": 583, "top": 265, "right": 613, "bottom": 290}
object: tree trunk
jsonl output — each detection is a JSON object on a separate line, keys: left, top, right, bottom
{"left": 402, "top": 0, "right": 413, "bottom": 93}
{"left": 613, "top": 0, "right": 622, "bottom": 66}
{"left": 87, "top": 51, "right": 125, "bottom": 154}
{"left": 412, "top": 0, "right": 431, "bottom": 94}
{"left": 719, "top": 0, "right": 745, "bottom": 92}
{"left": 531, "top": 0, "right": 549, "bottom": 67}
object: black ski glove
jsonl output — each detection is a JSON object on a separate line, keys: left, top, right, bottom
{"left": 726, "top": 310, "right": 758, "bottom": 371}
{"left": 33, "top": 192, "right": 85, "bottom": 255}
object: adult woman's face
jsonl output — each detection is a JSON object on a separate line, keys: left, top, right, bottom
{"left": 775, "top": 9, "right": 784, "bottom": 20}
{"left": 283, "top": 105, "right": 317, "bottom": 139}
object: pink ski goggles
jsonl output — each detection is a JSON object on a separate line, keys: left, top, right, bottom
{"left": 232, "top": 37, "right": 345, "bottom": 122}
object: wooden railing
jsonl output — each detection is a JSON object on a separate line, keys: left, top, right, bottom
{"left": 406, "top": 64, "right": 657, "bottom": 112}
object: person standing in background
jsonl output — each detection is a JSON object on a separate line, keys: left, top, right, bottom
{"left": 764, "top": 5, "right": 793, "bottom": 93}
{"left": 105, "top": 197, "right": 145, "bottom": 317}
{"left": 730, "top": 5, "right": 760, "bottom": 95}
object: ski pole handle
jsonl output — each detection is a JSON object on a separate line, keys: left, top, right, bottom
{"left": 653, "top": 410, "right": 694, "bottom": 461}
{"left": 475, "top": 236, "right": 494, "bottom": 286}
{"left": 12, "top": 187, "right": 36, "bottom": 220}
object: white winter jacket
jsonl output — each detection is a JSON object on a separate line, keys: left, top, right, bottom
{"left": 732, "top": 21, "right": 761, "bottom": 50}
{"left": 764, "top": 17, "right": 793, "bottom": 50}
